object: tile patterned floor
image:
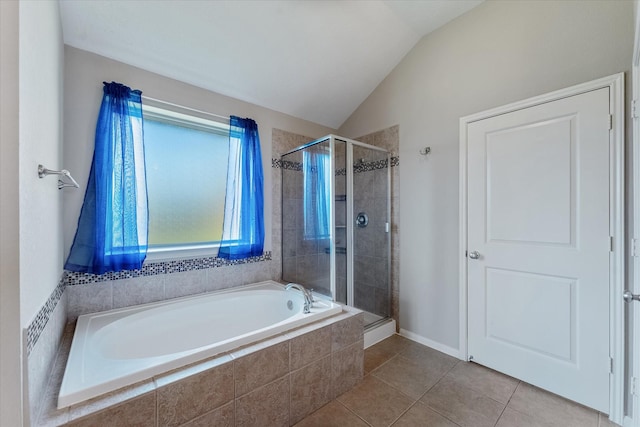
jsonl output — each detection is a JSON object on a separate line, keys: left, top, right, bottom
{"left": 295, "top": 334, "right": 619, "bottom": 427}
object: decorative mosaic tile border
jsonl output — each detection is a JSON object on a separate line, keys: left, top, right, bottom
{"left": 354, "top": 156, "right": 399, "bottom": 173}
{"left": 273, "top": 158, "right": 303, "bottom": 171}
{"left": 64, "top": 251, "right": 272, "bottom": 286}
{"left": 26, "top": 251, "right": 272, "bottom": 354}
{"left": 274, "top": 156, "right": 399, "bottom": 174}
{"left": 26, "top": 276, "right": 65, "bottom": 355}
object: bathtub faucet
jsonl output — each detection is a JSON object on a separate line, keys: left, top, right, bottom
{"left": 285, "top": 283, "right": 314, "bottom": 314}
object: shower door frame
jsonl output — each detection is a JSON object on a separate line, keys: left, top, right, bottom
{"left": 340, "top": 136, "right": 391, "bottom": 322}
{"left": 281, "top": 135, "right": 392, "bottom": 321}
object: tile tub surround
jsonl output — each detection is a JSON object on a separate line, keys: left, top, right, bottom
{"left": 65, "top": 253, "right": 276, "bottom": 322}
{"left": 37, "top": 308, "right": 364, "bottom": 426}
{"left": 27, "top": 289, "right": 68, "bottom": 425}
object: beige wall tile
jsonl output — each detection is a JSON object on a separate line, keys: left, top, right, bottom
{"left": 180, "top": 402, "right": 234, "bottom": 427}
{"left": 66, "top": 392, "right": 156, "bottom": 427}
{"left": 290, "top": 326, "right": 331, "bottom": 371}
{"left": 164, "top": 270, "right": 207, "bottom": 299}
{"left": 290, "top": 356, "right": 332, "bottom": 424}
{"left": 205, "top": 265, "right": 244, "bottom": 292}
{"left": 66, "top": 282, "right": 113, "bottom": 321}
{"left": 156, "top": 362, "right": 234, "bottom": 427}
{"left": 236, "top": 376, "right": 290, "bottom": 427}
{"left": 68, "top": 380, "right": 156, "bottom": 421}
{"left": 234, "top": 341, "right": 289, "bottom": 397}
{"left": 112, "top": 276, "right": 165, "bottom": 309}
{"left": 331, "top": 313, "right": 363, "bottom": 352}
{"left": 331, "top": 339, "right": 364, "bottom": 398}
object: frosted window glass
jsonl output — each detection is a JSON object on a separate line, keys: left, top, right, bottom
{"left": 143, "top": 119, "right": 229, "bottom": 247}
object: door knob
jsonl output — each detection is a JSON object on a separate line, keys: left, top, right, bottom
{"left": 469, "top": 251, "right": 480, "bottom": 260}
{"left": 623, "top": 290, "right": 640, "bottom": 303}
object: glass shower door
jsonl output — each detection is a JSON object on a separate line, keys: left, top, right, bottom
{"left": 351, "top": 144, "right": 391, "bottom": 326}
{"left": 281, "top": 139, "right": 333, "bottom": 297}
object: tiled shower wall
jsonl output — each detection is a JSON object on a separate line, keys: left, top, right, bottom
{"left": 352, "top": 146, "right": 392, "bottom": 319}
{"left": 355, "top": 126, "right": 400, "bottom": 327}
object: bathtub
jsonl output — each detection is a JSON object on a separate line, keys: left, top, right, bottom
{"left": 58, "top": 281, "right": 342, "bottom": 408}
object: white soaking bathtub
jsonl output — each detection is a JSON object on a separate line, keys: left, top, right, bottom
{"left": 58, "top": 280, "right": 341, "bottom": 408}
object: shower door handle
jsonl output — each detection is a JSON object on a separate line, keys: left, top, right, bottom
{"left": 468, "top": 251, "right": 480, "bottom": 260}
{"left": 624, "top": 290, "right": 640, "bottom": 303}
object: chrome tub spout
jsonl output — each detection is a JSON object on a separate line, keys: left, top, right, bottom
{"left": 285, "top": 283, "right": 314, "bottom": 313}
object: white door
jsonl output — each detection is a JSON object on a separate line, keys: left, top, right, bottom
{"left": 466, "top": 87, "right": 611, "bottom": 412}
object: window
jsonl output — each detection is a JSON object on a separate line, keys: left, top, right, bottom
{"left": 142, "top": 105, "right": 230, "bottom": 258}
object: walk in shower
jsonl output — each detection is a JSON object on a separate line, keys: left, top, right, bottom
{"left": 281, "top": 135, "right": 391, "bottom": 328}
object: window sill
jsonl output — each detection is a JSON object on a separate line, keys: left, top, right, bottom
{"left": 145, "top": 245, "right": 220, "bottom": 262}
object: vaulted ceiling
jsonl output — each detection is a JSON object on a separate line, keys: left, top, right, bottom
{"left": 59, "top": 0, "right": 483, "bottom": 128}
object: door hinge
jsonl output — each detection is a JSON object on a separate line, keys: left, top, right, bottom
{"left": 633, "top": 99, "right": 639, "bottom": 119}
{"left": 610, "top": 236, "right": 614, "bottom": 252}
{"left": 610, "top": 357, "right": 614, "bottom": 374}
{"left": 632, "top": 238, "right": 639, "bottom": 257}
{"left": 608, "top": 114, "right": 613, "bottom": 130}
{"left": 632, "top": 376, "right": 638, "bottom": 396}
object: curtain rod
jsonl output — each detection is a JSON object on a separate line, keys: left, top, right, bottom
{"left": 141, "top": 95, "right": 230, "bottom": 122}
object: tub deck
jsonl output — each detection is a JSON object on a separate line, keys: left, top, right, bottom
{"left": 58, "top": 281, "right": 342, "bottom": 409}
{"left": 37, "top": 293, "right": 363, "bottom": 426}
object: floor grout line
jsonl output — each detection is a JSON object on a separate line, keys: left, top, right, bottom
{"left": 493, "top": 380, "right": 521, "bottom": 427}
{"left": 335, "top": 399, "right": 374, "bottom": 426}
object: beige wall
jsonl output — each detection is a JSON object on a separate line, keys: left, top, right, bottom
{"left": 63, "top": 47, "right": 335, "bottom": 261}
{"left": 339, "top": 0, "right": 634, "bottom": 351}
{"left": 19, "top": 0, "right": 65, "bottom": 328}
{"left": 0, "top": 1, "right": 23, "bottom": 424}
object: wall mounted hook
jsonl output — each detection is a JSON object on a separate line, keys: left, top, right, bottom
{"left": 38, "top": 164, "right": 80, "bottom": 190}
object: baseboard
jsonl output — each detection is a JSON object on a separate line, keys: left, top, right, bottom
{"left": 399, "top": 328, "right": 463, "bottom": 360}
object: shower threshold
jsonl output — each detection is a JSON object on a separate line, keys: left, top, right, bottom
{"left": 364, "top": 316, "right": 396, "bottom": 348}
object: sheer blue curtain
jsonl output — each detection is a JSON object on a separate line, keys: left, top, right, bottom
{"left": 65, "top": 82, "right": 148, "bottom": 274}
{"left": 303, "top": 150, "right": 331, "bottom": 240}
{"left": 218, "top": 116, "right": 264, "bottom": 259}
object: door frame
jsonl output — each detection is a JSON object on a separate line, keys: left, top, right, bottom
{"left": 630, "top": 1, "right": 640, "bottom": 425}
{"left": 459, "top": 73, "right": 625, "bottom": 422}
